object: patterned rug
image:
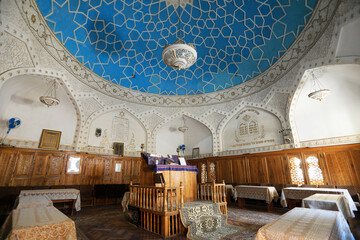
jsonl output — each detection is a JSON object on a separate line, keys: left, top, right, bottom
{"left": 180, "top": 201, "right": 243, "bottom": 240}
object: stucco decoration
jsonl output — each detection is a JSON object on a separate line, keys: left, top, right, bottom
{"left": 222, "top": 107, "right": 283, "bottom": 151}
{"left": 0, "top": 32, "right": 34, "bottom": 74}
{"left": 87, "top": 109, "right": 147, "bottom": 155}
{"left": 14, "top": 0, "right": 339, "bottom": 106}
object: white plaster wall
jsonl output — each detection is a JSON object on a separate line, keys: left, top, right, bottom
{"left": 184, "top": 117, "right": 213, "bottom": 155}
{"left": 87, "top": 110, "right": 146, "bottom": 152}
{"left": 222, "top": 108, "right": 283, "bottom": 150}
{"left": 0, "top": 75, "right": 77, "bottom": 145}
{"left": 336, "top": 18, "right": 360, "bottom": 57}
{"left": 156, "top": 116, "right": 212, "bottom": 156}
{"left": 295, "top": 65, "right": 360, "bottom": 142}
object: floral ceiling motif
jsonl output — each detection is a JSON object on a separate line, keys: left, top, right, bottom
{"left": 36, "top": 0, "right": 317, "bottom": 95}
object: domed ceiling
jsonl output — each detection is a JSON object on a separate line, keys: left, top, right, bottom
{"left": 36, "top": 0, "right": 318, "bottom": 95}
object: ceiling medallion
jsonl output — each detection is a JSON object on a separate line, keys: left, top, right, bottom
{"left": 162, "top": 0, "right": 197, "bottom": 70}
{"left": 307, "top": 69, "right": 330, "bottom": 101}
{"left": 40, "top": 78, "right": 60, "bottom": 107}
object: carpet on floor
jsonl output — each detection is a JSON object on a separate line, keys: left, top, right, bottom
{"left": 180, "top": 201, "right": 243, "bottom": 240}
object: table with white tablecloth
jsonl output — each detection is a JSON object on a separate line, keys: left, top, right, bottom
{"left": 19, "top": 189, "right": 81, "bottom": 212}
{"left": 255, "top": 207, "right": 354, "bottom": 240}
{"left": 235, "top": 185, "right": 279, "bottom": 211}
{"left": 0, "top": 206, "right": 77, "bottom": 240}
{"left": 16, "top": 195, "right": 53, "bottom": 209}
{"left": 302, "top": 193, "right": 355, "bottom": 219}
{"left": 280, "top": 187, "right": 357, "bottom": 212}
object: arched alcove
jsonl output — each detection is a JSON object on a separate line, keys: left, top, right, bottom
{"left": 156, "top": 116, "right": 213, "bottom": 156}
{"left": 0, "top": 74, "right": 77, "bottom": 146}
{"left": 222, "top": 107, "right": 284, "bottom": 151}
{"left": 294, "top": 65, "right": 360, "bottom": 143}
{"left": 87, "top": 109, "right": 146, "bottom": 153}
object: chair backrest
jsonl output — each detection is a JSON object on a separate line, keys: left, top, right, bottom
{"left": 336, "top": 185, "right": 357, "bottom": 196}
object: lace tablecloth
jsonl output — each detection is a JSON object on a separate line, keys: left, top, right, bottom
{"left": 255, "top": 207, "right": 354, "bottom": 240}
{"left": 235, "top": 185, "right": 279, "bottom": 204}
{"left": 16, "top": 195, "right": 53, "bottom": 209}
{"left": 19, "top": 189, "right": 81, "bottom": 211}
{"left": 0, "top": 206, "right": 77, "bottom": 240}
{"left": 302, "top": 193, "right": 355, "bottom": 219}
{"left": 280, "top": 187, "right": 357, "bottom": 211}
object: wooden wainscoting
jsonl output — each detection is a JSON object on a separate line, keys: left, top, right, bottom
{"left": 0, "top": 146, "right": 142, "bottom": 187}
{"left": 188, "top": 143, "right": 360, "bottom": 192}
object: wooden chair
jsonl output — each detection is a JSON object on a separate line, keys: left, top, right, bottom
{"left": 336, "top": 185, "right": 360, "bottom": 208}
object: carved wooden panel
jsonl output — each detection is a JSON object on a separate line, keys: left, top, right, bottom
{"left": 217, "top": 159, "right": 232, "bottom": 183}
{"left": 103, "top": 158, "right": 113, "bottom": 183}
{"left": 0, "top": 150, "right": 17, "bottom": 185}
{"left": 12, "top": 151, "right": 35, "bottom": 186}
{"left": 30, "top": 153, "right": 50, "bottom": 186}
{"left": 131, "top": 159, "right": 141, "bottom": 184}
{"left": 122, "top": 159, "right": 131, "bottom": 183}
{"left": 81, "top": 155, "right": 95, "bottom": 185}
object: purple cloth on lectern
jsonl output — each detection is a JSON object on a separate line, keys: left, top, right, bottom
{"left": 151, "top": 165, "right": 198, "bottom": 174}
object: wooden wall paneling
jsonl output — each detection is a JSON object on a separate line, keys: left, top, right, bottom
{"left": 323, "top": 150, "right": 357, "bottom": 186}
{"left": 207, "top": 160, "right": 217, "bottom": 182}
{"left": 349, "top": 149, "right": 360, "bottom": 190}
{"left": 103, "top": 157, "right": 114, "bottom": 184}
{"left": 231, "top": 157, "right": 247, "bottom": 184}
{"left": 93, "top": 157, "right": 105, "bottom": 185}
{"left": 81, "top": 155, "right": 95, "bottom": 185}
{"left": 217, "top": 159, "right": 233, "bottom": 184}
{"left": 45, "top": 153, "right": 65, "bottom": 186}
{"left": 281, "top": 155, "right": 292, "bottom": 184}
{"left": 246, "top": 156, "right": 267, "bottom": 184}
{"left": 0, "top": 149, "right": 17, "bottom": 186}
{"left": 11, "top": 151, "right": 35, "bottom": 186}
{"left": 114, "top": 160, "right": 123, "bottom": 184}
{"left": 30, "top": 153, "right": 50, "bottom": 186}
{"left": 131, "top": 158, "right": 141, "bottom": 184}
{"left": 265, "top": 154, "right": 285, "bottom": 184}
{"left": 122, "top": 159, "right": 131, "bottom": 183}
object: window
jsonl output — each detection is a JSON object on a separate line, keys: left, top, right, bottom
{"left": 289, "top": 157, "right": 304, "bottom": 184}
{"left": 66, "top": 155, "right": 81, "bottom": 174}
{"left": 306, "top": 156, "right": 324, "bottom": 185}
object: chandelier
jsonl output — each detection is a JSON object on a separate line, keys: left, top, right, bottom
{"left": 308, "top": 69, "right": 330, "bottom": 101}
{"left": 40, "top": 78, "right": 60, "bottom": 107}
{"left": 178, "top": 116, "right": 188, "bottom": 133}
{"left": 162, "top": 1, "right": 197, "bottom": 70}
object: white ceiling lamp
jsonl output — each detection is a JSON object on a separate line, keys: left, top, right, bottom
{"left": 178, "top": 116, "right": 189, "bottom": 133}
{"left": 308, "top": 69, "right": 330, "bottom": 101}
{"left": 39, "top": 78, "right": 60, "bottom": 107}
{"left": 162, "top": 0, "right": 197, "bottom": 70}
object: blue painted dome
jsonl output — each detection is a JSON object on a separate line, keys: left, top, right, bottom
{"left": 36, "top": 0, "right": 318, "bottom": 95}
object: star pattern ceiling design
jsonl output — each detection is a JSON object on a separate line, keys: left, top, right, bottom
{"left": 36, "top": 0, "right": 317, "bottom": 95}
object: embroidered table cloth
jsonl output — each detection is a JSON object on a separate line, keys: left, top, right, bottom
{"left": 16, "top": 195, "right": 53, "bottom": 209}
{"left": 302, "top": 193, "right": 355, "bottom": 219}
{"left": 19, "top": 189, "right": 81, "bottom": 211}
{"left": 235, "top": 185, "right": 279, "bottom": 204}
{"left": 1, "top": 206, "right": 77, "bottom": 240}
{"left": 255, "top": 207, "right": 354, "bottom": 240}
{"left": 280, "top": 187, "right": 357, "bottom": 212}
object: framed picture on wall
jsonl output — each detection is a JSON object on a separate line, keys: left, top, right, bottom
{"left": 113, "top": 142, "right": 124, "bottom": 156}
{"left": 39, "top": 129, "right": 62, "bottom": 150}
{"left": 192, "top": 148, "right": 200, "bottom": 159}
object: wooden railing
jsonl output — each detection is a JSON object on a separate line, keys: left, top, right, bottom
{"left": 198, "top": 180, "right": 227, "bottom": 214}
{"left": 129, "top": 181, "right": 184, "bottom": 213}
{"left": 128, "top": 181, "right": 185, "bottom": 237}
